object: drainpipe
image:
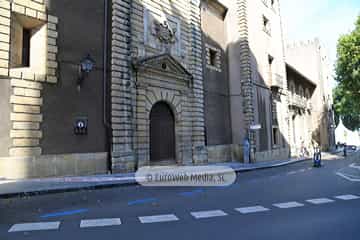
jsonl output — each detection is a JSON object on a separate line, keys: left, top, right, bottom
{"left": 103, "top": 0, "right": 111, "bottom": 173}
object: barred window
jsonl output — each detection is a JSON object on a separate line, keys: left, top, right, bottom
{"left": 205, "top": 44, "right": 221, "bottom": 72}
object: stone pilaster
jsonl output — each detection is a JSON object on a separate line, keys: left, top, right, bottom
{"left": 110, "top": 0, "right": 135, "bottom": 172}
{"left": 189, "top": 0, "right": 207, "bottom": 164}
{"left": 236, "top": 0, "right": 255, "bottom": 147}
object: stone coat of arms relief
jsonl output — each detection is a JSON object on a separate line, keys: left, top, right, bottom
{"left": 143, "top": 8, "right": 183, "bottom": 59}
{"left": 152, "top": 20, "right": 177, "bottom": 45}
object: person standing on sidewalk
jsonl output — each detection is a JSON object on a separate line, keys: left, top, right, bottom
{"left": 243, "top": 137, "right": 250, "bottom": 163}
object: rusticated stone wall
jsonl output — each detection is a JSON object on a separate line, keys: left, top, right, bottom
{"left": 0, "top": 0, "right": 58, "bottom": 158}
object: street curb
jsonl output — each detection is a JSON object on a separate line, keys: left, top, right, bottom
{"left": 0, "top": 181, "right": 137, "bottom": 199}
{"left": 232, "top": 157, "right": 310, "bottom": 172}
{"left": 0, "top": 157, "right": 312, "bottom": 199}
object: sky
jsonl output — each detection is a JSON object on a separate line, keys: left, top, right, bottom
{"left": 281, "top": 0, "right": 359, "bottom": 80}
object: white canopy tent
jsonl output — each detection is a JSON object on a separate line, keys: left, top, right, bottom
{"left": 335, "top": 119, "right": 360, "bottom": 146}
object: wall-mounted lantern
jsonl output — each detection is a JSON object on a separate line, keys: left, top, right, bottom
{"left": 78, "top": 54, "right": 95, "bottom": 88}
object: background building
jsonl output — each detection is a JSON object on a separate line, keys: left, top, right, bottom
{"left": 217, "top": 0, "right": 290, "bottom": 162}
{"left": 286, "top": 39, "right": 336, "bottom": 152}
{"left": 286, "top": 63, "right": 317, "bottom": 155}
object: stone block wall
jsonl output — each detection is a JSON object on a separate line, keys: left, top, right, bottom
{"left": 0, "top": 0, "right": 58, "bottom": 159}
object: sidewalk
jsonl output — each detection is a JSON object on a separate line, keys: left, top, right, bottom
{"left": 2, "top": 149, "right": 353, "bottom": 199}
{"left": 0, "top": 156, "right": 314, "bottom": 199}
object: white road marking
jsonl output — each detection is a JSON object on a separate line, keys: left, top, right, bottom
{"left": 306, "top": 198, "right": 335, "bottom": 205}
{"left": 349, "top": 163, "right": 360, "bottom": 170}
{"left": 80, "top": 218, "right": 121, "bottom": 228}
{"left": 8, "top": 222, "right": 60, "bottom": 232}
{"left": 335, "top": 194, "right": 360, "bottom": 200}
{"left": 336, "top": 172, "right": 360, "bottom": 182}
{"left": 190, "top": 210, "right": 228, "bottom": 219}
{"left": 235, "top": 206, "right": 270, "bottom": 214}
{"left": 139, "top": 214, "right": 179, "bottom": 223}
{"left": 273, "top": 201, "right": 304, "bottom": 209}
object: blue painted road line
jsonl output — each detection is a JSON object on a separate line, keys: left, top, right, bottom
{"left": 178, "top": 189, "right": 204, "bottom": 197}
{"left": 128, "top": 198, "right": 157, "bottom": 206}
{"left": 40, "top": 208, "right": 89, "bottom": 218}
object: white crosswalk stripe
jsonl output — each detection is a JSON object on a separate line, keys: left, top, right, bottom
{"left": 191, "top": 210, "right": 228, "bottom": 219}
{"left": 7, "top": 193, "right": 360, "bottom": 231}
{"left": 335, "top": 194, "right": 360, "bottom": 200}
{"left": 235, "top": 206, "right": 270, "bottom": 214}
{"left": 80, "top": 218, "right": 121, "bottom": 228}
{"left": 9, "top": 222, "right": 60, "bottom": 232}
{"left": 306, "top": 198, "right": 335, "bottom": 205}
{"left": 139, "top": 214, "right": 179, "bottom": 223}
{"left": 273, "top": 201, "right": 304, "bottom": 209}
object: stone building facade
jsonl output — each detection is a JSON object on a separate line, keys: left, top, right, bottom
{"left": 214, "top": 0, "right": 290, "bottom": 162}
{"left": 0, "top": 0, "right": 334, "bottom": 179}
{"left": 286, "top": 39, "right": 336, "bottom": 152}
{"left": 286, "top": 63, "right": 317, "bottom": 155}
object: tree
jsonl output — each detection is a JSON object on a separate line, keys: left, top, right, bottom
{"left": 334, "top": 15, "right": 360, "bottom": 131}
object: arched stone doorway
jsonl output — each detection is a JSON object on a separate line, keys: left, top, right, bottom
{"left": 150, "top": 101, "right": 176, "bottom": 164}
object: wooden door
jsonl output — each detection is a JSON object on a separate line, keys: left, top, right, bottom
{"left": 150, "top": 102, "right": 176, "bottom": 162}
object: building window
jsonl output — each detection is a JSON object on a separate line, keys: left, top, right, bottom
{"left": 272, "top": 126, "right": 279, "bottom": 146}
{"left": 268, "top": 55, "right": 274, "bottom": 83}
{"left": 205, "top": 44, "right": 221, "bottom": 72}
{"left": 10, "top": 13, "right": 47, "bottom": 73}
{"left": 21, "top": 28, "right": 31, "bottom": 67}
{"left": 0, "top": 1, "right": 59, "bottom": 83}
{"left": 263, "top": 16, "right": 271, "bottom": 35}
{"left": 209, "top": 49, "right": 217, "bottom": 67}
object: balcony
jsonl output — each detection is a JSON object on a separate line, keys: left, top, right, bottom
{"left": 289, "top": 94, "right": 310, "bottom": 110}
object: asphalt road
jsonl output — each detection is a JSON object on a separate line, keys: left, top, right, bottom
{"left": 1, "top": 157, "right": 359, "bottom": 240}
